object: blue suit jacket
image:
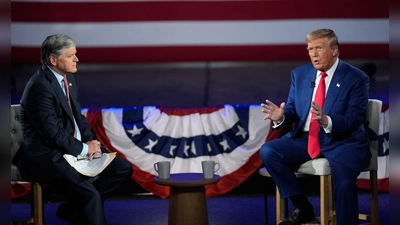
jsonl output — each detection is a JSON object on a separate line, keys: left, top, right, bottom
{"left": 279, "top": 59, "right": 371, "bottom": 171}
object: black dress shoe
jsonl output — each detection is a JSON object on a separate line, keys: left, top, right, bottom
{"left": 56, "top": 202, "right": 81, "bottom": 225}
{"left": 278, "top": 207, "right": 315, "bottom": 225}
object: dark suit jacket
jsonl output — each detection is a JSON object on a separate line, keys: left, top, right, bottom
{"left": 19, "top": 64, "right": 96, "bottom": 182}
{"left": 279, "top": 59, "right": 371, "bottom": 171}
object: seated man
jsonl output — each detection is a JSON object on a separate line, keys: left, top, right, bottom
{"left": 260, "top": 28, "right": 370, "bottom": 225}
{"left": 18, "top": 34, "right": 133, "bottom": 225}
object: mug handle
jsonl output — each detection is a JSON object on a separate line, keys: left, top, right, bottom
{"left": 154, "top": 163, "right": 158, "bottom": 172}
{"left": 214, "top": 162, "right": 220, "bottom": 173}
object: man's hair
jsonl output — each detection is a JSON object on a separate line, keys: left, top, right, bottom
{"left": 40, "top": 34, "right": 76, "bottom": 65}
{"left": 306, "top": 28, "right": 339, "bottom": 49}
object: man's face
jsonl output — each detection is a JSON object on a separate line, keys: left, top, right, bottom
{"left": 307, "top": 37, "right": 338, "bottom": 72}
{"left": 51, "top": 47, "right": 78, "bottom": 75}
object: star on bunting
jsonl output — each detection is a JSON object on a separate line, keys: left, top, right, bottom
{"left": 191, "top": 141, "right": 197, "bottom": 155}
{"left": 219, "top": 139, "right": 230, "bottom": 151}
{"left": 207, "top": 143, "right": 212, "bottom": 152}
{"left": 183, "top": 142, "right": 190, "bottom": 157}
{"left": 169, "top": 145, "right": 177, "bottom": 156}
{"left": 127, "top": 125, "right": 143, "bottom": 137}
{"left": 236, "top": 125, "right": 247, "bottom": 139}
{"left": 144, "top": 139, "right": 158, "bottom": 152}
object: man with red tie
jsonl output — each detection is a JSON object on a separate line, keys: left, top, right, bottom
{"left": 18, "top": 34, "right": 133, "bottom": 225}
{"left": 260, "top": 28, "right": 371, "bottom": 225}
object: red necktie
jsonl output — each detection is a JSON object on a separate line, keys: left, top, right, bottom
{"left": 308, "top": 72, "right": 327, "bottom": 159}
{"left": 62, "top": 76, "right": 77, "bottom": 138}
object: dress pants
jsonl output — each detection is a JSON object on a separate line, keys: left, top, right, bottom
{"left": 58, "top": 156, "right": 133, "bottom": 225}
{"left": 259, "top": 133, "right": 361, "bottom": 225}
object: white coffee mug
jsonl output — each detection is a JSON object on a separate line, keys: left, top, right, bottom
{"left": 201, "top": 160, "right": 220, "bottom": 179}
{"left": 154, "top": 161, "right": 171, "bottom": 179}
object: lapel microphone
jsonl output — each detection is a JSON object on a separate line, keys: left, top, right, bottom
{"left": 311, "top": 82, "right": 315, "bottom": 88}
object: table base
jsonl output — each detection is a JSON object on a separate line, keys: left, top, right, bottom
{"left": 168, "top": 186, "right": 209, "bottom": 225}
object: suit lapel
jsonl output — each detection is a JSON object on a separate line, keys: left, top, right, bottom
{"left": 324, "top": 60, "right": 345, "bottom": 114}
{"left": 300, "top": 66, "right": 318, "bottom": 119}
{"left": 43, "top": 65, "right": 75, "bottom": 121}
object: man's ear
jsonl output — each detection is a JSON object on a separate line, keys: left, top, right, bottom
{"left": 332, "top": 47, "right": 339, "bottom": 57}
{"left": 49, "top": 54, "right": 57, "bottom": 66}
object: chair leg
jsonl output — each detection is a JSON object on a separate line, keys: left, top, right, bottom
{"left": 276, "top": 187, "right": 284, "bottom": 225}
{"left": 264, "top": 178, "right": 269, "bottom": 225}
{"left": 32, "top": 183, "right": 44, "bottom": 225}
{"left": 369, "top": 170, "right": 379, "bottom": 225}
{"left": 320, "top": 175, "right": 329, "bottom": 225}
{"left": 328, "top": 175, "right": 336, "bottom": 225}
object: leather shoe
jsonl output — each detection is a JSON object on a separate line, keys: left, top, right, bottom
{"left": 278, "top": 207, "right": 315, "bottom": 225}
{"left": 56, "top": 202, "right": 81, "bottom": 225}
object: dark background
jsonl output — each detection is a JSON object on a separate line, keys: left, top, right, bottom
{"left": 11, "top": 60, "right": 389, "bottom": 108}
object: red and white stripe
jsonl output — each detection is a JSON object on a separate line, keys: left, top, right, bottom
{"left": 11, "top": 0, "right": 388, "bottom": 63}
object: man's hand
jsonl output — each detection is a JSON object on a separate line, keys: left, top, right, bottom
{"left": 311, "top": 101, "right": 328, "bottom": 127}
{"left": 261, "top": 99, "right": 285, "bottom": 122}
{"left": 86, "top": 140, "right": 102, "bottom": 161}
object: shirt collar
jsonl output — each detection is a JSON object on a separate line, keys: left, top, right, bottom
{"left": 319, "top": 58, "right": 339, "bottom": 77}
{"left": 46, "top": 65, "right": 64, "bottom": 85}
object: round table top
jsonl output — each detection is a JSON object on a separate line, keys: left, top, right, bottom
{"left": 154, "top": 173, "right": 220, "bottom": 187}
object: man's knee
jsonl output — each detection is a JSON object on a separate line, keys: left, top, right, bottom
{"left": 260, "top": 142, "right": 274, "bottom": 163}
{"left": 120, "top": 159, "right": 133, "bottom": 177}
{"left": 111, "top": 156, "right": 133, "bottom": 174}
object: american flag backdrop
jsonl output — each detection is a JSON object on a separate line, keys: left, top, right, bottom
{"left": 11, "top": 0, "right": 388, "bottom": 63}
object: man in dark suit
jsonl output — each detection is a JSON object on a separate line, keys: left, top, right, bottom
{"left": 260, "top": 29, "right": 370, "bottom": 225}
{"left": 19, "top": 34, "right": 133, "bottom": 225}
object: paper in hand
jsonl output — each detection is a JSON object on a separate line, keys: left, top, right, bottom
{"left": 63, "top": 152, "right": 116, "bottom": 177}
